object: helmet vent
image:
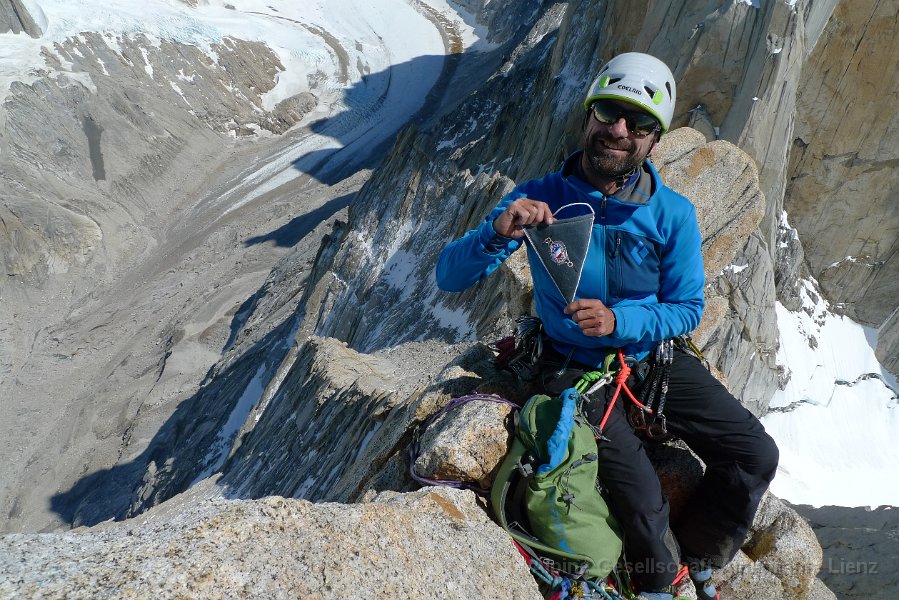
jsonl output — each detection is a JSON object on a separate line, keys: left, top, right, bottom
{"left": 665, "top": 82, "right": 672, "bottom": 97}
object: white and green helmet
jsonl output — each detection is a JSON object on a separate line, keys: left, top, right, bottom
{"left": 584, "top": 52, "right": 677, "bottom": 132}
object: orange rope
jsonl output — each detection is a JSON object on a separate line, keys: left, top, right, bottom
{"left": 596, "top": 349, "right": 652, "bottom": 434}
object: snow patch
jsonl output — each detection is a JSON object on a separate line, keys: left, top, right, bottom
{"left": 140, "top": 47, "right": 153, "bottom": 77}
{"left": 724, "top": 264, "right": 749, "bottom": 274}
{"left": 762, "top": 279, "right": 899, "bottom": 507}
{"left": 423, "top": 274, "right": 475, "bottom": 339}
{"left": 383, "top": 249, "right": 417, "bottom": 293}
{"left": 191, "top": 362, "right": 270, "bottom": 485}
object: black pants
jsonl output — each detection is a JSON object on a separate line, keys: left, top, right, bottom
{"left": 544, "top": 348, "right": 779, "bottom": 590}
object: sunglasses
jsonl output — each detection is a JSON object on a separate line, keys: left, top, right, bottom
{"left": 590, "top": 100, "right": 660, "bottom": 137}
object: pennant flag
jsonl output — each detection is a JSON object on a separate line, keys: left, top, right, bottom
{"left": 523, "top": 213, "right": 594, "bottom": 303}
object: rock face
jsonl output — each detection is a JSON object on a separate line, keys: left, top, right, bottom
{"left": 791, "top": 503, "right": 899, "bottom": 599}
{"left": 877, "top": 310, "right": 899, "bottom": 373}
{"left": 3, "top": 0, "right": 892, "bottom": 597}
{"left": 0, "top": 486, "right": 541, "bottom": 600}
{"left": 785, "top": 0, "right": 899, "bottom": 367}
{"left": 0, "top": 0, "right": 43, "bottom": 37}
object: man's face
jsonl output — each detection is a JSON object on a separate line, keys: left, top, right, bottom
{"left": 581, "top": 99, "right": 660, "bottom": 179}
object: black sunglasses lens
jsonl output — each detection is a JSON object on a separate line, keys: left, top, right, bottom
{"left": 591, "top": 101, "right": 658, "bottom": 136}
{"left": 629, "top": 115, "right": 659, "bottom": 136}
{"left": 591, "top": 101, "right": 618, "bottom": 125}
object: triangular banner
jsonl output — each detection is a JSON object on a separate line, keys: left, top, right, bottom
{"left": 523, "top": 213, "right": 594, "bottom": 303}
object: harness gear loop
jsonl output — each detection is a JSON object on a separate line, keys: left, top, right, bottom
{"left": 631, "top": 339, "right": 676, "bottom": 441}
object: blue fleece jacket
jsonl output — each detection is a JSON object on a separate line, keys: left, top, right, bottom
{"left": 435, "top": 152, "right": 705, "bottom": 367}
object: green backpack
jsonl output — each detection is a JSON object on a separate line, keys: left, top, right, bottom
{"left": 490, "top": 389, "right": 623, "bottom": 580}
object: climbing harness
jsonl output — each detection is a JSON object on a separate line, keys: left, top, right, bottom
{"left": 571, "top": 336, "right": 708, "bottom": 444}
{"left": 565, "top": 349, "right": 652, "bottom": 443}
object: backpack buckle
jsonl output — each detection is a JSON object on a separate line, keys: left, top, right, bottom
{"left": 517, "top": 458, "right": 534, "bottom": 478}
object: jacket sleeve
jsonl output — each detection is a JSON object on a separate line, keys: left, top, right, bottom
{"left": 435, "top": 189, "right": 527, "bottom": 292}
{"left": 609, "top": 206, "right": 705, "bottom": 343}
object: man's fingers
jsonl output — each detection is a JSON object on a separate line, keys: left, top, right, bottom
{"left": 513, "top": 203, "right": 551, "bottom": 226}
{"left": 565, "top": 299, "right": 606, "bottom": 314}
{"left": 536, "top": 203, "right": 554, "bottom": 225}
{"left": 508, "top": 199, "right": 553, "bottom": 227}
{"left": 563, "top": 299, "right": 614, "bottom": 336}
{"left": 494, "top": 199, "right": 553, "bottom": 238}
{"left": 511, "top": 205, "right": 536, "bottom": 225}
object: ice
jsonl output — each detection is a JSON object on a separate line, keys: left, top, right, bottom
{"left": 761, "top": 280, "right": 899, "bottom": 507}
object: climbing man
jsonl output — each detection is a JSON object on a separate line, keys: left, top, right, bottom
{"left": 435, "top": 52, "right": 779, "bottom": 600}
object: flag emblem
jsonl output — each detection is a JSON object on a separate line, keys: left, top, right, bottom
{"left": 545, "top": 237, "right": 574, "bottom": 267}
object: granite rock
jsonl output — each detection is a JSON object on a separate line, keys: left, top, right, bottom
{"left": 0, "top": 487, "right": 541, "bottom": 600}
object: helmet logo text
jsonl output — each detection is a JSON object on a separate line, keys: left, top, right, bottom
{"left": 616, "top": 84, "right": 642, "bottom": 95}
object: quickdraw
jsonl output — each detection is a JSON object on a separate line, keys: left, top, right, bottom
{"left": 632, "top": 339, "right": 674, "bottom": 441}
{"left": 579, "top": 349, "right": 653, "bottom": 440}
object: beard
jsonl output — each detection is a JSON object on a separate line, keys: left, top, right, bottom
{"left": 582, "top": 135, "right": 650, "bottom": 179}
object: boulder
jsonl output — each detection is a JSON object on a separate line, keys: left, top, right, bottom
{"left": 717, "top": 550, "right": 788, "bottom": 598}
{"left": 743, "top": 494, "right": 823, "bottom": 598}
{"left": 413, "top": 397, "right": 515, "bottom": 489}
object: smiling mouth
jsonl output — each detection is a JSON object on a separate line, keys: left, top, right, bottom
{"left": 599, "top": 141, "right": 630, "bottom": 152}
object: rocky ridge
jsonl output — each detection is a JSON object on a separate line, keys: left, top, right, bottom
{"left": 0, "top": 485, "right": 540, "bottom": 599}
{"left": 0, "top": 0, "right": 43, "bottom": 37}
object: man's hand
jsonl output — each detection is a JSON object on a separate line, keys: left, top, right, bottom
{"left": 493, "top": 198, "right": 554, "bottom": 238}
{"left": 565, "top": 299, "right": 616, "bottom": 337}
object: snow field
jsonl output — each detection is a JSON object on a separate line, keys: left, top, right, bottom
{"left": 761, "top": 279, "right": 899, "bottom": 507}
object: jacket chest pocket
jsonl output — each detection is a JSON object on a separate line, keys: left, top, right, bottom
{"left": 606, "top": 230, "right": 661, "bottom": 303}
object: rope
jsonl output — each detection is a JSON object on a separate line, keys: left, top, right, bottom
{"left": 596, "top": 349, "right": 652, "bottom": 435}
{"left": 513, "top": 541, "right": 626, "bottom": 600}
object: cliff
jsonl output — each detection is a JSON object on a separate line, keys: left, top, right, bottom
{"left": 1, "top": 0, "right": 895, "bottom": 597}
